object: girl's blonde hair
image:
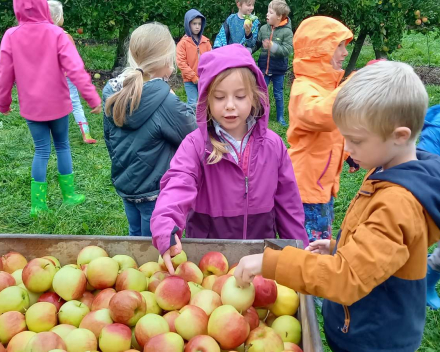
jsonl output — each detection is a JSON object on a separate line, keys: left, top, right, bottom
{"left": 105, "top": 22, "right": 176, "bottom": 127}
{"left": 206, "top": 67, "right": 267, "bottom": 164}
{"left": 48, "top": 1, "right": 63, "bottom": 26}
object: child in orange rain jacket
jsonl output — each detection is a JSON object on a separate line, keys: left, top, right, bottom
{"left": 286, "top": 16, "right": 353, "bottom": 243}
{"left": 176, "top": 9, "right": 212, "bottom": 109}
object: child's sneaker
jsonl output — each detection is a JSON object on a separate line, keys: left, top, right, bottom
{"left": 78, "top": 122, "right": 96, "bottom": 144}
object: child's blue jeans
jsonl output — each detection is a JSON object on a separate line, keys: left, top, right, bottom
{"left": 26, "top": 115, "right": 73, "bottom": 182}
{"left": 264, "top": 74, "right": 286, "bottom": 125}
{"left": 122, "top": 199, "right": 157, "bottom": 237}
{"left": 67, "top": 77, "right": 87, "bottom": 124}
{"left": 184, "top": 82, "right": 198, "bottom": 110}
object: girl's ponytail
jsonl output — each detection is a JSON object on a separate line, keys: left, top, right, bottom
{"left": 105, "top": 22, "right": 176, "bottom": 126}
{"left": 105, "top": 70, "right": 144, "bottom": 127}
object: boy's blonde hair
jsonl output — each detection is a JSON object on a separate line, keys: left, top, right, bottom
{"left": 105, "top": 22, "right": 176, "bottom": 127}
{"left": 48, "top": 0, "right": 63, "bottom": 26}
{"left": 205, "top": 67, "right": 267, "bottom": 164}
{"left": 268, "top": 0, "right": 291, "bottom": 18}
{"left": 333, "top": 61, "right": 428, "bottom": 141}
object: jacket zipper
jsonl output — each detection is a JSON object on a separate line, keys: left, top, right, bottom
{"left": 265, "top": 27, "right": 275, "bottom": 75}
{"left": 342, "top": 305, "right": 350, "bottom": 333}
{"left": 218, "top": 127, "right": 255, "bottom": 239}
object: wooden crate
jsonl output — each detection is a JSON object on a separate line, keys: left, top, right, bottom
{"left": 0, "top": 234, "right": 323, "bottom": 352}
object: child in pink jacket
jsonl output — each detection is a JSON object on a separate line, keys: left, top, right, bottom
{"left": 0, "top": 0, "right": 101, "bottom": 217}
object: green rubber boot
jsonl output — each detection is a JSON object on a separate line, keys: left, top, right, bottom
{"left": 58, "top": 173, "right": 85, "bottom": 206}
{"left": 30, "top": 179, "right": 49, "bottom": 217}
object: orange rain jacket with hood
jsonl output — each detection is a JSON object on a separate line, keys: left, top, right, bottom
{"left": 287, "top": 16, "right": 353, "bottom": 204}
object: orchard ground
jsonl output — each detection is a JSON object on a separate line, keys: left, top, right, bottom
{"left": 0, "top": 32, "right": 440, "bottom": 351}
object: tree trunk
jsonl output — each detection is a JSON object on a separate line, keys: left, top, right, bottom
{"left": 374, "top": 48, "right": 388, "bottom": 60}
{"left": 344, "top": 27, "right": 368, "bottom": 77}
{"left": 113, "top": 21, "right": 131, "bottom": 70}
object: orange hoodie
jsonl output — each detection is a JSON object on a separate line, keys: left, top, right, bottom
{"left": 287, "top": 17, "right": 353, "bottom": 204}
{"left": 176, "top": 35, "right": 212, "bottom": 83}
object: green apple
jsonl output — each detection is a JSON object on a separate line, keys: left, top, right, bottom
{"left": 77, "top": 246, "right": 108, "bottom": 267}
{"left": 115, "top": 268, "right": 146, "bottom": 292}
{"left": 271, "top": 315, "right": 301, "bottom": 344}
{"left": 64, "top": 328, "right": 97, "bottom": 352}
{"left": 140, "top": 291, "right": 162, "bottom": 315}
{"left": 112, "top": 255, "right": 138, "bottom": 272}
{"left": 0, "top": 286, "right": 30, "bottom": 313}
{"left": 134, "top": 313, "right": 169, "bottom": 347}
{"left": 58, "top": 300, "right": 90, "bottom": 327}
{"left": 221, "top": 276, "right": 255, "bottom": 312}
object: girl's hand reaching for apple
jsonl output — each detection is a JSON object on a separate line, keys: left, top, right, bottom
{"left": 162, "top": 234, "right": 182, "bottom": 274}
{"left": 305, "top": 239, "right": 331, "bottom": 255}
{"left": 91, "top": 105, "right": 102, "bottom": 114}
{"left": 234, "top": 253, "right": 263, "bottom": 288}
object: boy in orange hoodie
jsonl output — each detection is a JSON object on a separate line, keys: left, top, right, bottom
{"left": 286, "top": 16, "right": 353, "bottom": 243}
{"left": 177, "top": 9, "right": 212, "bottom": 109}
{"left": 234, "top": 61, "right": 440, "bottom": 352}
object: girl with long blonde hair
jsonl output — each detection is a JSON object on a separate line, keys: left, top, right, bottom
{"left": 103, "top": 22, "right": 197, "bottom": 237}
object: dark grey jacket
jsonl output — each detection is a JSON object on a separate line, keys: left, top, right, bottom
{"left": 103, "top": 78, "right": 197, "bottom": 199}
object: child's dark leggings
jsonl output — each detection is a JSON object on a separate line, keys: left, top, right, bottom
{"left": 345, "top": 156, "right": 359, "bottom": 168}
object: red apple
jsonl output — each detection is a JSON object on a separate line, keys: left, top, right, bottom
{"left": 25, "top": 302, "right": 58, "bottom": 332}
{"left": 252, "top": 275, "right": 277, "bottom": 308}
{"left": 76, "top": 28, "right": 83, "bottom": 35}
{"left": 79, "top": 308, "right": 113, "bottom": 339}
{"left": 185, "top": 335, "right": 221, "bottom": 352}
{"left": 115, "top": 268, "right": 146, "bottom": 292}
{"left": 99, "top": 323, "right": 131, "bottom": 352}
{"left": 175, "top": 261, "right": 204, "bottom": 285}
{"left": 38, "top": 292, "right": 66, "bottom": 312}
{"left": 25, "top": 332, "right": 67, "bottom": 352}
{"left": 1, "top": 252, "right": 27, "bottom": 274}
{"left": 284, "top": 342, "right": 304, "bottom": 352}
{"left": 190, "top": 289, "right": 222, "bottom": 316}
{"left": 212, "top": 274, "right": 231, "bottom": 295}
{"left": 109, "top": 290, "right": 146, "bottom": 327}
{"left": 91, "top": 288, "right": 116, "bottom": 311}
{"left": 0, "top": 311, "right": 26, "bottom": 345}
{"left": 87, "top": 257, "right": 119, "bottom": 289}
{"left": 155, "top": 276, "right": 191, "bottom": 311}
{"left": 52, "top": 265, "right": 87, "bottom": 301}
{"left": 175, "top": 305, "right": 209, "bottom": 341}
{"left": 243, "top": 306, "right": 259, "bottom": 331}
{"left": 207, "top": 305, "right": 250, "bottom": 350}
{"left": 163, "top": 311, "right": 179, "bottom": 333}
{"left": 80, "top": 291, "right": 95, "bottom": 310}
{"left": 0, "top": 272, "right": 16, "bottom": 292}
{"left": 199, "top": 252, "right": 229, "bottom": 276}
{"left": 147, "top": 271, "right": 170, "bottom": 293}
{"left": 144, "top": 332, "right": 185, "bottom": 352}
{"left": 245, "top": 326, "right": 284, "bottom": 352}
{"left": 5, "top": 331, "right": 36, "bottom": 352}
{"left": 134, "top": 313, "right": 169, "bottom": 347}
{"left": 22, "top": 258, "right": 56, "bottom": 293}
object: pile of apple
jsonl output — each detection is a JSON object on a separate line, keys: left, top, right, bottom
{"left": 0, "top": 246, "right": 303, "bottom": 352}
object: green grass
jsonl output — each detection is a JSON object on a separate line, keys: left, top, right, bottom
{"left": 1, "top": 31, "right": 440, "bottom": 351}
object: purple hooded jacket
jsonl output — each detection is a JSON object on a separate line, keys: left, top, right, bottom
{"left": 151, "top": 44, "right": 308, "bottom": 255}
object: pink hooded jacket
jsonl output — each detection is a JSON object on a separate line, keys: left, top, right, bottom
{"left": 0, "top": 0, "right": 100, "bottom": 121}
{"left": 151, "top": 44, "right": 308, "bottom": 255}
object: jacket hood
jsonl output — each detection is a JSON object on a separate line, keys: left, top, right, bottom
{"left": 104, "top": 78, "right": 170, "bottom": 130}
{"left": 369, "top": 150, "right": 440, "bottom": 230}
{"left": 184, "top": 9, "right": 206, "bottom": 40}
{"left": 13, "top": 0, "right": 53, "bottom": 24}
{"left": 293, "top": 16, "right": 353, "bottom": 88}
{"left": 275, "top": 17, "right": 291, "bottom": 30}
{"left": 197, "top": 44, "right": 270, "bottom": 144}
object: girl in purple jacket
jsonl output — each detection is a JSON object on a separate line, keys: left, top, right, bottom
{"left": 151, "top": 44, "right": 308, "bottom": 272}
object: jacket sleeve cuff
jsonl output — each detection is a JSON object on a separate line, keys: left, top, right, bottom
{"left": 329, "top": 239, "right": 337, "bottom": 255}
{"left": 245, "top": 31, "right": 253, "bottom": 39}
{"left": 262, "top": 248, "right": 281, "bottom": 280}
